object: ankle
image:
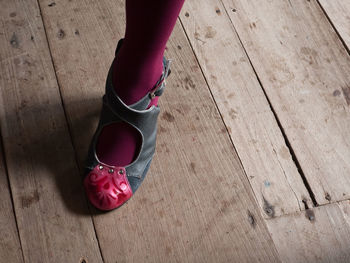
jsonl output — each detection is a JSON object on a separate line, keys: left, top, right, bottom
{"left": 111, "top": 50, "right": 164, "bottom": 106}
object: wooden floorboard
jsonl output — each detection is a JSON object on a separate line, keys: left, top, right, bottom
{"left": 220, "top": 0, "right": 350, "bottom": 205}
{"left": 0, "top": 0, "right": 103, "bottom": 262}
{"left": 179, "top": 0, "right": 311, "bottom": 218}
{"left": 0, "top": 136, "right": 23, "bottom": 263}
{"left": 37, "top": 0, "right": 281, "bottom": 261}
{"left": 266, "top": 200, "right": 350, "bottom": 263}
{"left": 318, "top": 0, "right": 350, "bottom": 52}
{"left": 1, "top": 0, "right": 349, "bottom": 261}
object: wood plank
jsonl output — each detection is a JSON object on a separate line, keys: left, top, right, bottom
{"left": 266, "top": 200, "right": 350, "bottom": 263}
{"left": 0, "top": 137, "right": 23, "bottom": 262}
{"left": 220, "top": 0, "right": 350, "bottom": 204}
{"left": 318, "top": 0, "right": 350, "bottom": 50}
{"left": 179, "top": 0, "right": 312, "bottom": 218}
{"left": 0, "top": 0, "right": 103, "bottom": 262}
{"left": 38, "top": 0, "right": 281, "bottom": 261}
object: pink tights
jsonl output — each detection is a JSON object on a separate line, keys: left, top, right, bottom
{"left": 96, "top": 0, "right": 185, "bottom": 166}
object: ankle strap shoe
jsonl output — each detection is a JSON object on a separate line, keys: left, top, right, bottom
{"left": 83, "top": 38, "right": 172, "bottom": 211}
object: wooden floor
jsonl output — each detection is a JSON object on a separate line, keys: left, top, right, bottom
{"left": 0, "top": 0, "right": 349, "bottom": 262}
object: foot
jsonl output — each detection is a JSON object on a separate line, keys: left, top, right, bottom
{"left": 95, "top": 55, "right": 163, "bottom": 167}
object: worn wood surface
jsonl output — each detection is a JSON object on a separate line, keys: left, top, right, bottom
{"left": 0, "top": 139, "right": 23, "bottom": 263}
{"left": 266, "top": 200, "right": 350, "bottom": 263}
{"left": 1, "top": 0, "right": 350, "bottom": 261}
{"left": 318, "top": 0, "right": 350, "bottom": 50}
{"left": 220, "top": 0, "right": 350, "bottom": 205}
{"left": 0, "top": 0, "right": 103, "bottom": 262}
{"left": 38, "top": 0, "right": 281, "bottom": 261}
{"left": 179, "top": 0, "right": 311, "bottom": 218}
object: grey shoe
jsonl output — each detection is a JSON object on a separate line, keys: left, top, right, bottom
{"left": 83, "top": 38, "right": 172, "bottom": 211}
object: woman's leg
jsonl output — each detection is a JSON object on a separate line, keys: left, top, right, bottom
{"left": 96, "top": 0, "right": 185, "bottom": 166}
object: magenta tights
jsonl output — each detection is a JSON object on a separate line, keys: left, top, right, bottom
{"left": 96, "top": 0, "right": 185, "bottom": 166}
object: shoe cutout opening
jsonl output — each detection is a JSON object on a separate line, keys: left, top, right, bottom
{"left": 95, "top": 122, "right": 142, "bottom": 167}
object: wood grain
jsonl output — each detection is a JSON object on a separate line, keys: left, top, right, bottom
{"left": 179, "top": 0, "right": 312, "bottom": 218}
{"left": 0, "top": 137, "right": 23, "bottom": 263}
{"left": 318, "top": 0, "right": 350, "bottom": 50}
{"left": 38, "top": 0, "right": 281, "bottom": 261}
{"left": 220, "top": 0, "right": 350, "bottom": 204}
{"left": 0, "top": 0, "right": 103, "bottom": 261}
{"left": 266, "top": 200, "right": 350, "bottom": 263}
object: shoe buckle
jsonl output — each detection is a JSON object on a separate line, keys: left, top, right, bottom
{"left": 149, "top": 91, "right": 156, "bottom": 99}
{"left": 149, "top": 59, "right": 171, "bottom": 100}
{"left": 149, "top": 78, "right": 166, "bottom": 99}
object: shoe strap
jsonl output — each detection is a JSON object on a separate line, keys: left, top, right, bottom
{"left": 114, "top": 38, "right": 172, "bottom": 100}
{"left": 149, "top": 58, "right": 172, "bottom": 99}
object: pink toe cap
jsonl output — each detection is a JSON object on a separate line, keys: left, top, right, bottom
{"left": 84, "top": 165, "right": 132, "bottom": 211}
